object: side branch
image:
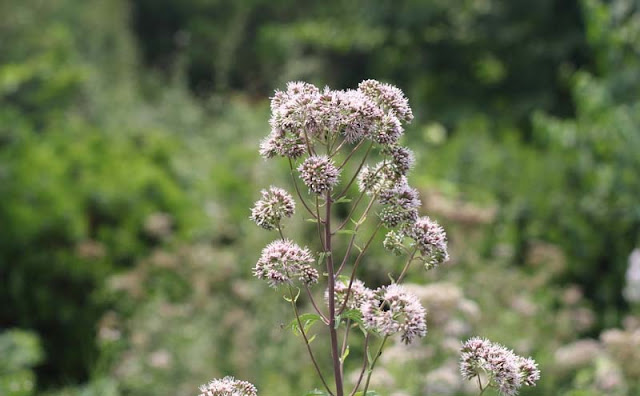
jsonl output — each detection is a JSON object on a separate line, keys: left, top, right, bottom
{"left": 289, "top": 158, "right": 318, "bottom": 219}
{"left": 287, "top": 285, "right": 334, "bottom": 395}
{"left": 337, "top": 222, "right": 383, "bottom": 315}
{"left": 337, "top": 141, "right": 373, "bottom": 198}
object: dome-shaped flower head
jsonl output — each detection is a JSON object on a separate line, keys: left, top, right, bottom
{"left": 326, "top": 278, "right": 374, "bottom": 312}
{"left": 378, "top": 178, "right": 421, "bottom": 228}
{"left": 372, "top": 113, "right": 403, "bottom": 146}
{"left": 517, "top": 356, "right": 540, "bottom": 387}
{"left": 333, "top": 89, "right": 385, "bottom": 143}
{"left": 358, "top": 79, "right": 414, "bottom": 123}
{"left": 384, "top": 145, "right": 415, "bottom": 177}
{"left": 198, "top": 376, "right": 257, "bottom": 396}
{"left": 263, "top": 81, "right": 321, "bottom": 159}
{"left": 298, "top": 155, "right": 341, "bottom": 194}
{"left": 403, "top": 216, "right": 449, "bottom": 269}
{"left": 460, "top": 337, "right": 540, "bottom": 396}
{"left": 250, "top": 187, "right": 295, "bottom": 230}
{"left": 259, "top": 130, "right": 307, "bottom": 160}
{"left": 361, "top": 284, "right": 427, "bottom": 344}
{"left": 254, "top": 240, "right": 318, "bottom": 288}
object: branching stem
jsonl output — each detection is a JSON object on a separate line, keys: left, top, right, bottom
{"left": 396, "top": 247, "right": 418, "bottom": 284}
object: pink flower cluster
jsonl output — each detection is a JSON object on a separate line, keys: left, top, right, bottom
{"left": 260, "top": 79, "right": 414, "bottom": 162}
{"left": 361, "top": 284, "right": 427, "bottom": 345}
{"left": 250, "top": 186, "right": 295, "bottom": 230}
{"left": 253, "top": 240, "right": 318, "bottom": 288}
{"left": 403, "top": 216, "right": 450, "bottom": 269}
{"left": 460, "top": 337, "right": 540, "bottom": 396}
{"left": 198, "top": 376, "right": 257, "bottom": 396}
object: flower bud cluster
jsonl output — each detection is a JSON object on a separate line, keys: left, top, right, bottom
{"left": 459, "top": 337, "right": 540, "bottom": 396}
{"left": 253, "top": 240, "right": 318, "bottom": 288}
{"left": 250, "top": 187, "right": 295, "bottom": 230}
{"left": 384, "top": 145, "right": 415, "bottom": 177}
{"left": 198, "top": 376, "right": 258, "bottom": 396}
{"left": 358, "top": 79, "right": 414, "bottom": 123}
{"left": 326, "top": 278, "right": 374, "bottom": 312}
{"left": 298, "top": 155, "right": 341, "bottom": 194}
{"left": 403, "top": 216, "right": 449, "bottom": 269}
{"left": 357, "top": 162, "right": 394, "bottom": 195}
{"left": 361, "top": 284, "right": 427, "bottom": 344}
{"left": 378, "top": 177, "right": 421, "bottom": 228}
{"left": 383, "top": 230, "right": 406, "bottom": 256}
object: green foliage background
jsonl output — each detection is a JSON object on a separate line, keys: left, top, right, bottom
{"left": 1, "top": 0, "right": 639, "bottom": 395}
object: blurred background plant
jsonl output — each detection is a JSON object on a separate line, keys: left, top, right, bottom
{"left": 0, "top": 0, "right": 638, "bottom": 394}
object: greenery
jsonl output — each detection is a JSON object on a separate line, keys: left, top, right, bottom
{"left": 1, "top": 0, "right": 639, "bottom": 394}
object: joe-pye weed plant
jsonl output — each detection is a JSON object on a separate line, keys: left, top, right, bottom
{"left": 198, "top": 80, "right": 540, "bottom": 396}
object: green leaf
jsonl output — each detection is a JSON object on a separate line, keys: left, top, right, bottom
{"left": 334, "top": 197, "right": 352, "bottom": 204}
{"left": 340, "top": 345, "right": 350, "bottom": 362}
{"left": 342, "top": 309, "right": 363, "bottom": 325}
{"left": 287, "top": 313, "right": 322, "bottom": 335}
{"left": 306, "top": 218, "right": 319, "bottom": 223}
{"left": 336, "top": 229, "right": 357, "bottom": 235}
{"left": 354, "top": 391, "right": 380, "bottom": 396}
{"left": 283, "top": 287, "right": 301, "bottom": 303}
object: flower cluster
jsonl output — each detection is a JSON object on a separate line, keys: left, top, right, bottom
{"left": 403, "top": 216, "right": 449, "bottom": 269}
{"left": 298, "top": 155, "right": 341, "bottom": 194}
{"left": 253, "top": 240, "right": 318, "bottom": 288}
{"left": 358, "top": 79, "right": 414, "bottom": 123}
{"left": 334, "top": 89, "right": 385, "bottom": 143}
{"left": 361, "top": 284, "right": 427, "bottom": 344}
{"left": 198, "top": 376, "right": 258, "bottom": 396}
{"left": 262, "top": 80, "right": 415, "bottom": 163}
{"left": 384, "top": 145, "right": 415, "bottom": 178}
{"left": 383, "top": 230, "right": 405, "bottom": 256}
{"left": 357, "top": 162, "right": 393, "bottom": 195}
{"left": 378, "top": 178, "right": 421, "bottom": 228}
{"left": 327, "top": 278, "right": 374, "bottom": 311}
{"left": 459, "top": 337, "right": 540, "bottom": 396}
{"left": 250, "top": 187, "right": 295, "bottom": 230}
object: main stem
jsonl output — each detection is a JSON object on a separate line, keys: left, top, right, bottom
{"left": 325, "top": 190, "right": 344, "bottom": 396}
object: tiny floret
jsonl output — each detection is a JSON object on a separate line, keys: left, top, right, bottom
{"left": 250, "top": 187, "right": 295, "bottom": 230}
{"left": 361, "top": 284, "right": 427, "bottom": 344}
{"left": 403, "top": 216, "right": 449, "bottom": 269}
{"left": 198, "top": 376, "right": 257, "bottom": 396}
{"left": 298, "top": 155, "right": 341, "bottom": 194}
{"left": 459, "top": 337, "right": 540, "bottom": 396}
{"left": 254, "top": 240, "right": 318, "bottom": 288}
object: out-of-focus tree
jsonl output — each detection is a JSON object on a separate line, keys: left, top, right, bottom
{"left": 131, "top": 0, "right": 588, "bottom": 127}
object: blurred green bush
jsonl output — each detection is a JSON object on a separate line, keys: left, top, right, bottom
{"left": 1, "top": 0, "right": 639, "bottom": 394}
